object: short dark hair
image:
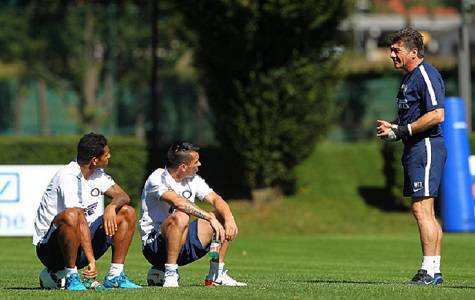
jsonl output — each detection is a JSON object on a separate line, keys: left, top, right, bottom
{"left": 388, "top": 28, "right": 424, "bottom": 58}
{"left": 166, "top": 141, "right": 199, "bottom": 169}
{"left": 77, "top": 132, "right": 108, "bottom": 164}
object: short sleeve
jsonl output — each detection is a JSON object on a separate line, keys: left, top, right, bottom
{"left": 57, "top": 174, "right": 83, "bottom": 208}
{"left": 148, "top": 172, "right": 173, "bottom": 200}
{"left": 193, "top": 175, "right": 213, "bottom": 201}
{"left": 419, "top": 66, "right": 445, "bottom": 112}
{"left": 100, "top": 172, "right": 116, "bottom": 194}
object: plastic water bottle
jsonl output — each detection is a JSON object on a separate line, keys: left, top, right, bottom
{"left": 209, "top": 234, "right": 221, "bottom": 259}
{"left": 83, "top": 278, "right": 106, "bottom": 291}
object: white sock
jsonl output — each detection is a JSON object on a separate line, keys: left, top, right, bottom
{"left": 208, "top": 261, "right": 224, "bottom": 281}
{"left": 108, "top": 263, "right": 124, "bottom": 278}
{"left": 65, "top": 267, "right": 78, "bottom": 277}
{"left": 421, "top": 256, "right": 436, "bottom": 277}
{"left": 433, "top": 256, "right": 441, "bottom": 274}
{"left": 164, "top": 263, "right": 178, "bottom": 273}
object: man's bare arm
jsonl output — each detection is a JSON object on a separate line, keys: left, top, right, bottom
{"left": 161, "top": 191, "right": 225, "bottom": 241}
{"left": 410, "top": 108, "right": 444, "bottom": 134}
{"left": 103, "top": 184, "right": 131, "bottom": 236}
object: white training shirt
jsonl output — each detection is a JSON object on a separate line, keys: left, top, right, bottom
{"left": 139, "top": 168, "right": 213, "bottom": 245}
{"left": 32, "top": 161, "right": 115, "bottom": 245}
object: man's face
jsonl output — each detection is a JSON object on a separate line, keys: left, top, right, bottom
{"left": 182, "top": 151, "right": 201, "bottom": 177}
{"left": 390, "top": 41, "right": 416, "bottom": 70}
{"left": 93, "top": 145, "right": 110, "bottom": 168}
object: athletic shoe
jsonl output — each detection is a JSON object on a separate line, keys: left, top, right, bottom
{"left": 433, "top": 273, "right": 443, "bottom": 285}
{"left": 163, "top": 270, "right": 180, "bottom": 287}
{"left": 65, "top": 273, "right": 87, "bottom": 291}
{"left": 205, "top": 270, "right": 247, "bottom": 287}
{"left": 410, "top": 269, "right": 435, "bottom": 285}
{"left": 103, "top": 272, "right": 141, "bottom": 289}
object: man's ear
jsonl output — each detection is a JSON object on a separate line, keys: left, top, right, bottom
{"left": 411, "top": 48, "right": 418, "bottom": 58}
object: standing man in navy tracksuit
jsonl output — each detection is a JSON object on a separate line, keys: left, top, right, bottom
{"left": 376, "top": 28, "right": 447, "bottom": 285}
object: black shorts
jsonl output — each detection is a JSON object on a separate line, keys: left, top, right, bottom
{"left": 142, "top": 220, "right": 209, "bottom": 269}
{"left": 36, "top": 217, "right": 113, "bottom": 271}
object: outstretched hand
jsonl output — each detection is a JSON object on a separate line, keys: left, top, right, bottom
{"left": 376, "top": 119, "right": 393, "bottom": 139}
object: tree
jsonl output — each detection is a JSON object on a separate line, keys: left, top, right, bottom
{"left": 177, "top": 0, "right": 349, "bottom": 197}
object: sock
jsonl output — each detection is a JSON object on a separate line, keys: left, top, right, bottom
{"left": 55, "top": 269, "right": 67, "bottom": 279}
{"left": 108, "top": 263, "right": 124, "bottom": 278}
{"left": 421, "top": 256, "right": 435, "bottom": 277}
{"left": 65, "top": 267, "right": 78, "bottom": 277}
{"left": 434, "top": 256, "right": 441, "bottom": 274}
{"left": 208, "top": 260, "right": 225, "bottom": 281}
{"left": 164, "top": 263, "right": 178, "bottom": 273}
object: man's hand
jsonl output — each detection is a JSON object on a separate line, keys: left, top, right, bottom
{"left": 209, "top": 217, "right": 226, "bottom": 243}
{"left": 103, "top": 204, "right": 118, "bottom": 236}
{"left": 376, "top": 119, "right": 411, "bottom": 141}
{"left": 82, "top": 260, "right": 97, "bottom": 279}
{"left": 224, "top": 217, "right": 238, "bottom": 241}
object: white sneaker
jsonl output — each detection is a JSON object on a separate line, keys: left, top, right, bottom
{"left": 163, "top": 270, "right": 179, "bottom": 288}
{"left": 204, "top": 270, "right": 247, "bottom": 287}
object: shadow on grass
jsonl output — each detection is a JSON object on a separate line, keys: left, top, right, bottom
{"left": 298, "top": 279, "right": 390, "bottom": 285}
{"left": 5, "top": 287, "right": 43, "bottom": 290}
{"left": 298, "top": 279, "right": 475, "bottom": 289}
{"left": 358, "top": 186, "right": 407, "bottom": 212}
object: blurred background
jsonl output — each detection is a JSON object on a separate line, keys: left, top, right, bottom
{"left": 0, "top": 0, "right": 472, "bottom": 211}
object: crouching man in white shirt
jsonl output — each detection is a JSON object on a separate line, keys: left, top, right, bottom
{"left": 33, "top": 133, "right": 141, "bottom": 290}
{"left": 140, "top": 141, "right": 247, "bottom": 287}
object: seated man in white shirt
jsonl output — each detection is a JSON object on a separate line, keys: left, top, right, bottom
{"left": 140, "top": 141, "right": 246, "bottom": 287}
{"left": 33, "top": 133, "right": 141, "bottom": 290}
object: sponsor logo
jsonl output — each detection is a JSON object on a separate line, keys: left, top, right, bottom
{"left": 397, "top": 98, "right": 409, "bottom": 109}
{"left": 84, "top": 202, "right": 98, "bottom": 216}
{"left": 413, "top": 182, "right": 423, "bottom": 192}
{"left": 0, "top": 173, "right": 20, "bottom": 203}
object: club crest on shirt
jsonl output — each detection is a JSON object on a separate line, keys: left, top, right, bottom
{"left": 90, "top": 188, "right": 100, "bottom": 197}
{"left": 182, "top": 190, "right": 192, "bottom": 199}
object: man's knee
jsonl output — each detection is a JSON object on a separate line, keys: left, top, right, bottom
{"left": 118, "top": 204, "right": 136, "bottom": 224}
{"left": 411, "top": 197, "right": 434, "bottom": 221}
{"left": 167, "top": 212, "right": 190, "bottom": 231}
{"left": 54, "top": 208, "right": 84, "bottom": 227}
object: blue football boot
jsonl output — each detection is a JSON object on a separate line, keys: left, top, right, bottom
{"left": 103, "top": 272, "right": 141, "bottom": 289}
{"left": 432, "top": 273, "right": 443, "bottom": 285}
{"left": 410, "top": 269, "right": 435, "bottom": 285}
{"left": 65, "top": 273, "right": 87, "bottom": 291}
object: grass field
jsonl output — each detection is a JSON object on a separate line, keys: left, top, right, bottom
{"left": 1, "top": 141, "right": 474, "bottom": 299}
{"left": 1, "top": 234, "right": 475, "bottom": 299}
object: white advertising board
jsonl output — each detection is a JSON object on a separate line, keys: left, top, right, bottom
{"left": 0, "top": 165, "right": 62, "bottom": 236}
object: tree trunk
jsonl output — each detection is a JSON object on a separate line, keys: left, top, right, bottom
{"left": 14, "top": 77, "right": 24, "bottom": 135}
{"left": 38, "top": 79, "right": 49, "bottom": 135}
{"left": 81, "top": 5, "right": 103, "bottom": 132}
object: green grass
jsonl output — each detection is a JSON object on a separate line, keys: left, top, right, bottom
{"left": 1, "top": 234, "right": 475, "bottom": 299}
{"left": 231, "top": 141, "right": 415, "bottom": 236}
{"left": 2, "top": 141, "right": 470, "bottom": 299}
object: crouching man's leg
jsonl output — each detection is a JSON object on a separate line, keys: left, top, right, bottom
{"left": 157, "top": 210, "right": 190, "bottom": 287}
{"left": 199, "top": 213, "right": 247, "bottom": 287}
{"left": 102, "top": 204, "right": 141, "bottom": 289}
{"left": 37, "top": 208, "right": 88, "bottom": 291}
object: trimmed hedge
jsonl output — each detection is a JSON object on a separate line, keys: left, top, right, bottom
{"left": 0, "top": 135, "right": 146, "bottom": 207}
